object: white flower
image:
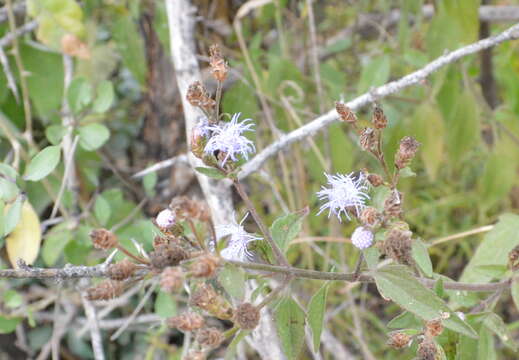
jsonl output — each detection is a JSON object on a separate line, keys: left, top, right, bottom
{"left": 156, "top": 209, "right": 176, "bottom": 228}
{"left": 193, "top": 117, "right": 211, "bottom": 138}
{"left": 351, "top": 226, "right": 374, "bottom": 249}
{"left": 317, "top": 172, "right": 369, "bottom": 222}
{"left": 204, "top": 113, "right": 256, "bottom": 165}
{"left": 217, "top": 214, "right": 261, "bottom": 262}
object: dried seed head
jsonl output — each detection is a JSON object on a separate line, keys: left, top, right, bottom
{"left": 395, "top": 136, "right": 420, "bottom": 169}
{"left": 209, "top": 44, "right": 228, "bottom": 82}
{"left": 170, "top": 196, "right": 211, "bottom": 222}
{"left": 196, "top": 327, "right": 224, "bottom": 349}
{"left": 190, "top": 254, "right": 220, "bottom": 278}
{"left": 372, "top": 104, "right": 387, "bottom": 129}
{"left": 360, "top": 207, "right": 380, "bottom": 228}
{"left": 86, "top": 280, "right": 124, "bottom": 301}
{"left": 190, "top": 283, "right": 234, "bottom": 320}
{"left": 336, "top": 102, "right": 357, "bottom": 123}
{"left": 160, "top": 267, "right": 184, "bottom": 292}
{"left": 150, "top": 244, "right": 188, "bottom": 270}
{"left": 367, "top": 173, "right": 384, "bottom": 187}
{"left": 90, "top": 228, "right": 118, "bottom": 250}
{"left": 387, "top": 332, "right": 412, "bottom": 349}
{"left": 508, "top": 244, "right": 519, "bottom": 271}
{"left": 186, "top": 81, "right": 215, "bottom": 111}
{"left": 359, "top": 127, "right": 377, "bottom": 152}
{"left": 417, "top": 339, "right": 437, "bottom": 360}
{"left": 167, "top": 312, "right": 205, "bottom": 332}
{"left": 234, "top": 302, "right": 260, "bottom": 330}
{"left": 107, "top": 259, "right": 137, "bottom": 281}
{"left": 383, "top": 225, "right": 413, "bottom": 265}
{"left": 184, "top": 350, "right": 206, "bottom": 360}
{"left": 384, "top": 190, "right": 404, "bottom": 218}
{"left": 425, "top": 319, "right": 444, "bottom": 337}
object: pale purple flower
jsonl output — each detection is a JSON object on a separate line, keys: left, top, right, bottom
{"left": 156, "top": 209, "right": 176, "bottom": 228}
{"left": 217, "top": 214, "right": 261, "bottom": 262}
{"left": 193, "top": 117, "right": 211, "bottom": 138}
{"left": 351, "top": 226, "right": 374, "bottom": 249}
{"left": 204, "top": 113, "right": 256, "bottom": 165}
{"left": 317, "top": 172, "right": 369, "bottom": 222}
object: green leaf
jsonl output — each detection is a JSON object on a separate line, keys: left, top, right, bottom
{"left": 94, "top": 195, "right": 111, "bottom": 226}
{"left": 42, "top": 224, "right": 71, "bottom": 266}
{"left": 512, "top": 281, "right": 519, "bottom": 312}
{"left": 270, "top": 207, "right": 309, "bottom": 252}
{"left": 275, "top": 297, "right": 306, "bottom": 360}
{"left": 357, "top": 55, "right": 391, "bottom": 94}
{"left": 3, "top": 290, "right": 23, "bottom": 309}
{"left": 224, "top": 330, "right": 251, "bottom": 360}
{"left": 477, "top": 326, "right": 497, "bottom": 360}
{"left": 307, "top": 282, "right": 330, "bottom": 352}
{"left": 0, "top": 316, "right": 22, "bottom": 334}
{"left": 434, "top": 277, "right": 444, "bottom": 298}
{"left": 45, "top": 125, "right": 67, "bottom": 145}
{"left": 67, "top": 77, "right": 93, "bottom": 113}
{"left": 154, "top": 290, "right": 177, "bottom": 318}
{"left": 194, "top": 167, "right": 226, "bottom": 179}
{"left": 112, "top": 16, "right": 147, "bottom": 85}
{"left": 218, "top": 264, "right": 245, "bottom": 301}
{"left": 373, "top": 265, "right": 477, "bottom": 338}
{"left": 412, "top": 239, "right": 433, "bottom": 277}
{"left": 24, "top": 146, "right": 61, "bottom": 181}
{"left": 387, "top": 311, "right": 422, "bottom": 329}
{"left": 399, "top": 166, "right": 416, "bottom": 178}
{"left": 78, "top": 123, "right": 110, "bottom": 151}
{"left": 143, "top": 171, "right": 157, "bottom": 197}
{"left": 483, "top": 312, "right": 518, "bottom": 351}
{"left": 4, "top": 196, "right": 23, "bottom": 236}
{"left": 92, "top": 80, "right": 115, "bottom": 113}
{"left": 363, "top": 247, "right": 381, "bottom": 270}
{"left": 461, "top": 214, "right": 519, "bottom": 283}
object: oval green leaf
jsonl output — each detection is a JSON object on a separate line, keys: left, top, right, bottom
{"left": 24, "top": 145, "right": 61, "bottom": 181}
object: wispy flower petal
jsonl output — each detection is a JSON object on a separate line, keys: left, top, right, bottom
{"left": 216, "top": 214, "right": 261, "bottom": 262}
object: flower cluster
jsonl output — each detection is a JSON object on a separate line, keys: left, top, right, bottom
{"left": 216, "top": 214, "right": 261, "bottom": 262}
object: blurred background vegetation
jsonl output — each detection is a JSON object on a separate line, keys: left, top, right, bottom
{"left": 1, "top": 0, "right": 519, "bottom": 359}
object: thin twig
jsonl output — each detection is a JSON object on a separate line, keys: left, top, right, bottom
{"left": 429, "top": 225, "right": 494, "bottom": 246}
{"left": 81, "top": 293, "right": 106, "bottom": 360}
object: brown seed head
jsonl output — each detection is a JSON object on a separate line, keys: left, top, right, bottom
{"left": 384, "top": 190, "right": 404, "bottom": 218}
{"left": 508, "top": 244, "right": 519, "bottom": 271}
{"left": 234, "top": 302, "right": 260, "bottom": 330}
{"left": 86, "top": 280, "right": 124, "bottom": 301}
{"left": 359, "top": 127, "right": 377, "bottom": 152}
{"left": 167, "top": 312, "right": 205, "bottom": 332}
{"left": 387, "top": 332, "right": 412, "bottom": 349}
{"left": 150, "top": 244, "right": 188, "bottom": 270}
{"left": 395, "top": 136, "right": 420, "bottom": 169}
{"left": 107, "top": 259, "right": 137, "bottom": 281}
{"left": 196, "top": 327, "right": 224, "bottom": 349}
{"left": 186, "top": 81, "right": 215, "bottom": 111}
{"left": 190, "top": 283, "right": 234, "bottom": 320}
{"left": 190, "top": 254, "right": 220, "bottom": 278}
{"left": 90, "top": 228, "right": 118, "bottom": 250}
{"left": 425, "top": 319, "right": 444, "bottom": 337}
{"left": 367, "top": 173, "right": 384, "bottom": 187}
{"left": 360, "top": 207, "right": 380, "bottom": 228}
{"left": 383, "top": 225, "right": 413, "bottom": 265}
{"left": 209, "top": 44, "right": 228, "bottom": 83}
{"left": 372, "top": 105, "right": 388, "bottom": 129}
{"left": 170, "top": 196, "right": 211, "bottom": 222}
{"left": 160, "top": 267, "right": 184, "bottom": 292}
{"left": 336, "top": 102, "right": 357, "bottom": 123}
{"left": 417, "top": 339, "right": 437, "bottom": 360}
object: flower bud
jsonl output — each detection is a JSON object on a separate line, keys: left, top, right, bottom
{"left": 160, "top": 266, "right": 184, "bottom": 292}
{"left": 196, "top": 327, "right": 224, "bottom": 349}
{"left": 351, "top": 226, "right": 374, "bottom": 249}
{"left": 360, "top": 207, "right": 380, "bottom": 228}
{"left": 367, "top": 173, "right": 384, "bottom": 187}
{"left": 86, "top": 280, "right": 124, "bottom": 301}
{"left": 90, "top": 228, "right": 118, "bottom": 250}
{"left": 190, "top": 283, "right": 234, "bottom": 320}
{"left": 209, "top": 44, "right": 228, "bottom": 83}
{"left": 150, "top": 244, "right": 188, "bottom": 270}
{"left": 372, "top": 104, "right": 387, "bottom": 129}
{"left": 395, "top": 136, "right": 420, "bottom": 169}
{"left": 417, "top": 339, "right": 437, "bottom": 360}
{"left": 383, "top": 225, "right": 413, "bottom": 265}
{"left": 387, "top": 332, "right": 412, "bottom": 349}
{"left": 190, "top": 254, "right": 220, "bottom": 278}
{"left": 156, "top": 209, "right": 176, "bottom": 229}
{"left": 336, "top": 102, "right": 357, "bottom": 123}
{"left": 170, "top": 196, "right": 211, "bottom": 222}
{"left": 359, "top": 127, "right": 377, "bottom": 152}
{"left": 107, "top": 259, "right": 137, "bottom": 281}
{"left": 384, "top": 190, "right": 404, "bottom": 218}
{"left": 425, "top": 319, "right": 444, "bottom": 337}
{"left": 234, "top": 302, "right": 260, "bottom": 330}
{"left": 167, "top": 312, "right": 205, "bottom": 332}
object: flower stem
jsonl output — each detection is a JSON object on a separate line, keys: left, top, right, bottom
{"left": 116, "top": 245, "right": 150, "bottom": 265}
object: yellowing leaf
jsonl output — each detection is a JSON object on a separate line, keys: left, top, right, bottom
{"left": 5, "top": 201, "right": 42, "bottom": 268}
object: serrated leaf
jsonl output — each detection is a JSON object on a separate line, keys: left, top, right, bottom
{"left": 373, "top": 265, "right": 477, "bottom": 338}
{"left": 92, "top": 80, "right": 115, "bottom": 113}
{"left": 24, "top": 146, "right": 61, "bottom": 181}
{"left": 307, "top": 282, "right": 329, "bottom": 352}
{"left": 275, "top": 297, "right": 306, "bottom": 360}
{"left": 218, "top": 264, "right": 245, "bottom": 301}
{"left": 412, "top": 239, "right": 433, "bottom": 277}
{"left": 94, "top": 195, "right": 111, "bottom": 226}
{"left": 270, "top": 207, "right": 308, "bottom": 252}
{"left": 78, "top": 123, "right": 110, "bottom": 151}
{"left": 154, "top": 290, "right": 177, "bottom": 318}
{"left": 6, "top": 201, "right": 42, "bottom": 268}
{"left": 194, "top": 167, "right": 226, "bottom": 179}
{"left": 67, "top": 77, "right": 92, "bottom": 113}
